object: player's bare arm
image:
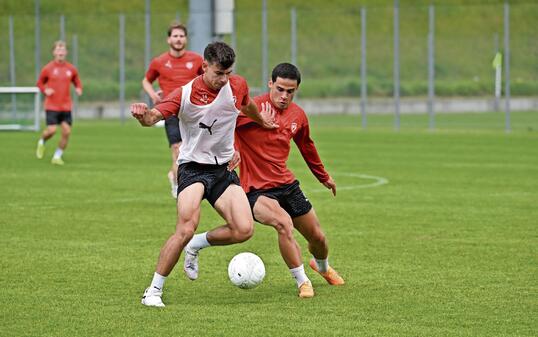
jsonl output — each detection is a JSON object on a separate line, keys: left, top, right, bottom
{"left": 141, "top": 78, "right": 162, "bottom": 104}
{"left": 130, "top": 102, "right": 163, "bottom": 126}
{"left": 241, "top": 99, "right": 279, "bottom": 129}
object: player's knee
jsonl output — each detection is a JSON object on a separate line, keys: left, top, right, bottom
{"left": 63, "top": 128, "right": 71, "bottom": 137}
{"left": 175, "top": 222, "right": 196, "bottom": 241}
{"left": 232, "top": 223, "right": 253, "bottom": 243}
{"left": 309, "top": 229, "right": 327, "bottom": 245}
{"left": 47, "top": 126, "right": 57, "bottom": 134}
{"left": 272, "top": 218, "right": 294, "bottom": 239}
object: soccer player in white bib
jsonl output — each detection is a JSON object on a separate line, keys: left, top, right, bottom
{"left": 131, "top": 42, "right": 278, "bottom": 307}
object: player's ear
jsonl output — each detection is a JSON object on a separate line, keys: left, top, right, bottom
{"left": 268, "top": 80, "right": 273, "bottom": 90}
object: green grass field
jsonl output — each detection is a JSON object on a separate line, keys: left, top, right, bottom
{"left": 1, "top": 113, "right": 537, "bottom": 337}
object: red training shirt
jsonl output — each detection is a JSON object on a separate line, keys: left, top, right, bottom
{"left": 155, "top": 75, "right": 250, "bottom": 119}
{"left": 235, "top": 93, "right": 330, "bottom": 193}
{"left": 36, "top": 61, "right": 82, "bottom": 112}
{"left": 145, "top": 51, "right": 204, "bottom": 97}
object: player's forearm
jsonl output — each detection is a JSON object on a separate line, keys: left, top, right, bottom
{"left": 241, "top": 101, "right": 263, "bottom": 125}
{"left": 142, "top": 78, "right": 157, "bottom": 98}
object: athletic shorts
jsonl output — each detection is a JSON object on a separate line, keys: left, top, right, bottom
{"left": 177, "top": 162, "right": 240, "bottom": 206}
{"left": 164, "top": 115, "right": 182, "bottom": 146}
{"left": 246, "top": 180, "right": 313, "bottom": 220}
{"left": 46, "top": 110, "right": 72, "bottom": 126}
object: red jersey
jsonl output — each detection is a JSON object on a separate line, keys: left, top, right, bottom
{"left": 235, "top": 93, "right": 329, "bottom": 193}
{"left": 36, "top": 61, "right": 82, "bottom": 111}
{"left": 145, "top": 51, "right": 204, "bottom": 97}
{"left": 155, "top": 75, "right": 250, "bottom": 119}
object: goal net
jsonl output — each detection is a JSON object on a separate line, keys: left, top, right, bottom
{"left": 0, "top": 87, "right": 41, "bottom": 131}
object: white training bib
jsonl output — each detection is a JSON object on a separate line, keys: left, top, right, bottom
{"left": 177, "top": 79, "right": 240, "bottom": 165}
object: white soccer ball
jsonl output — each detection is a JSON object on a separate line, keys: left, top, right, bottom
{"left": 228, "top": 252, "right": 265, "bottom": 289}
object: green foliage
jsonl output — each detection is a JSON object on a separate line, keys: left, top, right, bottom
{"left": 0, "top": 0, "right": 536, "bottom": 99}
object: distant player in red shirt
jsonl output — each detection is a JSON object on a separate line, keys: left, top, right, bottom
{"left": 131, "top": 42, "right": 278, "bottom": 307}
{"left": 35, "top": 41, "right": 83, "bottom": 165}
{"left": 235, "top": 63, "right": 344, "bottom": 298}
{"left": 142, "top": 22, "right": 204, "bottom": 198}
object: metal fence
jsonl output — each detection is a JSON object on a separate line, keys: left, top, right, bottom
{"left": 0, "top": 1, "right": 537, "bottom": 129}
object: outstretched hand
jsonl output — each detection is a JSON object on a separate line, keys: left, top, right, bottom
{"left": 260, "top": 102, "right": 279, "bottom": 129}
{"left": 131, "top": 103, "right": 149, "bottom": 123}
{"left": 322, "top": 176, "right": 337, "bottom": 196}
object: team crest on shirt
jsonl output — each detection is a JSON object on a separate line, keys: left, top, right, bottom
{"left": 291, "top": 122, "right": 298, "bottom": 134}
{"left": 165, "top": 60, "right": 172, "bottom": 69}
{"left": 53, "top": 68, "right": 59, "bottom": 76}
{"left": 186, "top": 62, "right": 193, "bottom": 69}
{"left": 201, "top": 93, "right": 209, "bottom": 104}
{"left": 66, "top": 70, "right": 72, "bottom": 77}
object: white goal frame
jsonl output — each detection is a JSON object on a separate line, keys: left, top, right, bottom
{"left": 0, "top": 87, "right": 41, "bottom": 131}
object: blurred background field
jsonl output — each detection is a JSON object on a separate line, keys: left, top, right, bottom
{"left": 0, "top": 0, "right": 536, "bottom": 100}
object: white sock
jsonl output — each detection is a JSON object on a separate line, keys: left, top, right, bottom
{"left": 38, "top": 139, "right": 44, "bottom": 145}
{"left": 150, "top": 272, "right": 166, "bottom": 291}
{"left": 315, "top": 257, "right": 329, "bottom": 273}
{"left": 290, "top": 264, "right": 309, "bottom": 287}
{"left": 187, "top": 232, "right": 211, "bottom": 251}
{"left": 53, "top": 148, "right": 63, "bottom": 159}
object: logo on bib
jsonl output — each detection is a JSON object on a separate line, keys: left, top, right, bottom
{"left": 199, "top": 119, "right": 217, "bottom": 135}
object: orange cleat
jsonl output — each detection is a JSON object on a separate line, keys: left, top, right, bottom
{"left": 298, "top": 280, "right": 314, "bottom": 298}
{"left": 309, "top": 259, "right": 345, "bottom": 285}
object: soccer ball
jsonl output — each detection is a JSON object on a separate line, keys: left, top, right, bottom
{"left": 228, "top": 252, "right": 265, "bottom": 289}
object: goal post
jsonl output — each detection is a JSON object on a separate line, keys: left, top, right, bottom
{"left": 0, "top": 87, "right": 41, "bottom": 131}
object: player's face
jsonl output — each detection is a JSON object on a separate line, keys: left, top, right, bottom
{"left": 268, "top": 77, "right": 298, "bottom": 110}
{"left": 168, "top": 28, "right": 187, "bottom": 52}
{"left": 53, "top": 45, "right": 67, "bottom": 62}
{"left": 202, "top": 61, "right": 233, "bottom": 91}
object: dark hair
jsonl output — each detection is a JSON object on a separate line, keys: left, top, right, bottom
{"left": 168, "top": 22, "right": 187, "bottom": 37}
{"left": 271, "top": 63, "right": 301, "bottom": 85}
{"left": 203, "top": 42, "right": 235, "bottom": 69}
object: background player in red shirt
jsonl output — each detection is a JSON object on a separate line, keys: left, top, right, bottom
{"left": 35, "top": 41, "right": 83, "bottom": 165}
{"left": 142, "top": 22, "right": 204, "bottom": 198}
{"left": 235, "top": 63, "right": 344, "bottom": 298}
{"left": 132, "top": 42, "right": 278, "bottom": 307}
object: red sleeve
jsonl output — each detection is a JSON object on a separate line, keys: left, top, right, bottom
{"left": 293, "top": 112, "right": 330, "bottom": 183}
{"left": 36, "top": 66, "right": 48, "bottom": 93}
{"left": 236, "top": 112, "right": 255, "bottom": 128}
{"left": 145, "top": 59, "right": 159, "bottom": 83}
{"left": 196, "top": 56, "right": 204, "bottom": 75}
{"left": 71, "top": 67, "right": 82, "bottom": 89}
{"left": 154, "top": 87, "right": 182, "bottom": 119}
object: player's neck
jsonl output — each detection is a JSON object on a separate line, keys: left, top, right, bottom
{"left": 54, "top": 59, "right": 66, "bottom": 64}
{"left": 169, "top": 49, "right": 185, "bottom": 58}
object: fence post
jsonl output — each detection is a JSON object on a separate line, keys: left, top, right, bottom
{"left": 360, "top": 7, "right": 367, "bottom": 128}
{"left": 60, "top": 15, "right": 65, "bottom": 41}
{"left": 119, "top": 14, "right": 126, "bottom": 124}
{"left": 291, "top": 7, "right": 297, "bottom": 66}
{"left": 35, "top": 0, "right": 41, "bottom": 82}
{"left": 504, "top": 2, "right": 510, "bottom": 132}
{"left": 261, "top": 0, "right": 268, "bottom": 91}
{"left": 428, "top": 4, "right": 435, "bottom": 130}
{"left": 9, "top": 16, "right": 17, "bottom": 119}
{"left": 394, "top": 0, "right": 400, "bottom": 130}
{"left": 72, "top": 35, "right": 79, "bottom": 117}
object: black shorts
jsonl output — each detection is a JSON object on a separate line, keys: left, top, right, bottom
{"left": 46, "top": 110, "right": 72, "bottom": 126}
{"left": 165, "top": 115, "right": 182, "bottom": 146}
{"left": 177, "top": 162, "right": 240, "bottom": 206}
{"left": 246, "top": 180, "right": 313, "bottom": 220}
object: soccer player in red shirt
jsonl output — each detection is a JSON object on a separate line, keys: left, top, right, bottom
{"left": 142, "top": 22, "right": 204, "bottom": 198}
{"left": 235, "top": 63, "right": 344, "bottom": 298}
{"left": 131, "top": 42, "right": 278, "bottom": 307}
{"left": 35, "top": 41, "right": 82, "bottom": 165}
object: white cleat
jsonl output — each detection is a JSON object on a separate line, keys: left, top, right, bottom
{"left": 141, "top": 287, "right": 165, "bottom": 307}
{"left": 183, "top": 248, "right": 199, "bottom": 280}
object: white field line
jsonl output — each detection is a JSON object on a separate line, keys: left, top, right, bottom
{"left": 306, "top": 173, "right": 389, "bottom": 193}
